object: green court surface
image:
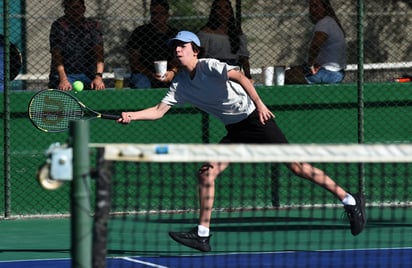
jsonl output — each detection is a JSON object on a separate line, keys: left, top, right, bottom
{"left": 0, "top": 218, "right": 70, "bottom": 261}
{"left": 1, "top": 206, "right": 411, "bottom": 262}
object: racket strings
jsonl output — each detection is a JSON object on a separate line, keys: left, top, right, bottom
{"left": 29, "top": 91, "right": 83, "bottom": 131}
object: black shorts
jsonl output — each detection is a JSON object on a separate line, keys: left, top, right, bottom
{"left": 220, "top": 110, "right": 289, "bottom": 144}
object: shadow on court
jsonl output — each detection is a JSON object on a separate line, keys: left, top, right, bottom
{"left": 0, "top": 207, "right": 411, "bottom": 267}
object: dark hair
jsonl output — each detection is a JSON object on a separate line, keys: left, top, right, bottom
{"left": 319, "top": 0, "right": 345, "bottom": 36}
{"left": 62, "top": 0, "right": 85, "bottom": 9}
{"left": 205, "top": 0, "right": 242, "bottom": 54}
{"left": 192, "top": 43, "right": 205, "bottom": 59}
{"left": 150, "top": 0, "right": 170, "bottom": 11}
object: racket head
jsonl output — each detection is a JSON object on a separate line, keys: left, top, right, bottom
{"left": 28, "top": 89, "right": 84, "bottom": 132}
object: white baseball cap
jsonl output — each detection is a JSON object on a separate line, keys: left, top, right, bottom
{"left": 168, "top": 31, "right": 201, "bottom": 47}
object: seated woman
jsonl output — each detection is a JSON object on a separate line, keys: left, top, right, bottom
{"left": 285, "top": 0, "right": 346, "bottom": 84}
{"left": 197, "top": 0, "right": 252, "bottom": 79}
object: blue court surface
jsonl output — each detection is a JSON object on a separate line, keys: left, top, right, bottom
{"left": 1, "top": 248, "right": 411, "bottom": 268}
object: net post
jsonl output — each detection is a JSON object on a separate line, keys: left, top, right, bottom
{"left": 92, "top": 148, "right": 112, "bottom": 268}
{"left": 70, "top": 120, "right": 92, "bottom": 268}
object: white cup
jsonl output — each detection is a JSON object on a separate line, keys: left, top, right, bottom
{"left": 262, "top": 66, "right": 274, "bottom": 86}
{"left": 274, "top": 66, "right": 285, "bottom": 86}
{"left": 154, "top": 60, "right": 167, "bottom": 79}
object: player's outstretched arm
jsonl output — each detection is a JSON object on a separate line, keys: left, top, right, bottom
{"left": 117, "top": 102, "right": 171, "bottom": 124}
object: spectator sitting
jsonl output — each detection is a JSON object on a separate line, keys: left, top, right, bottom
{"left": 197, "top": 0, "right": 252, "bottom": 79}
{"left": 126, "top": 0, "right": 179, "bottom": 89}
{"left": 285, "top": 0, "right": 346, "bottom": 84}
{"left": 48, "top": 0, "right": 105, "bottom": 91}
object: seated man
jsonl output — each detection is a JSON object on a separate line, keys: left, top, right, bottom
{"left": 48, "top": 0, "right": 105, "bottom": 91}
{"left": 126, "top": 0, "right": 178, "bottom": 89}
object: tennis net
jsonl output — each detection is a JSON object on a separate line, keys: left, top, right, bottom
{"left": 90, "top": 143, "right": 412, "bottom": 268}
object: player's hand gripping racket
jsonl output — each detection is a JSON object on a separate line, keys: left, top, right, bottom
{"left": 28, "top": 89, "right": 120, "bottom": 132}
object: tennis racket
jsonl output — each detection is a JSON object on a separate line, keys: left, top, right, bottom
{"left": 28, "top": 89, "right": 120, "bottom": 132}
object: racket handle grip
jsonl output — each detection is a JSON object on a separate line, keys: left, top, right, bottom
{"left": 101, "top": 114, "right": 121, "bottom": 120}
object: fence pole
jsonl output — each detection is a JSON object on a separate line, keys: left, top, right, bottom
{"left": 3, "top": 0, "right": 12, "bottom": 218}
{"left": 70, "top": 120, "right": 92, "bottom": 268}
{"left": 357, "top": 0, "right": 365, "bottom": 192}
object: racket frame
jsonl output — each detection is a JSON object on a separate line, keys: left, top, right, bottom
{"left": 28, "top": 89, "right": 120, "bottom": 132}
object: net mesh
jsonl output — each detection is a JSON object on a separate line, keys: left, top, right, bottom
{"left": 91, "top": 144, "right": 412, "bottom": 268}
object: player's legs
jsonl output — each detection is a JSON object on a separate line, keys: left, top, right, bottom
{"left": 286, "top": 162, "right": 347, "bottom": 201}
{"left": 242, "top": 116, "right": 346, "bottom": 201}
{"left": 169, "top": 112, "right": 366, "bottom": 252}
{"left": 168, "top": 161, "right": 229, "bottom": 252}
{"left": 224, "top": 114, "right": 366, "bottom": 236}
{"left": 286, "top": 161, "right": 366, "bottom": 235}
{"left": 198, "top": 162, "right": 230, "bottom": 229}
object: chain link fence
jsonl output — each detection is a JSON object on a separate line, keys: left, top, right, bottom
{"left": 1, "top": 0, "right": 411, "bottom": 217}
{"left": 5, "top": 0, "right": 412, "bottom": 89}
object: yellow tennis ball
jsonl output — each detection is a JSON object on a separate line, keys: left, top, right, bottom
{"left": 73, "top": 81, "right": 84, "bottom": 92}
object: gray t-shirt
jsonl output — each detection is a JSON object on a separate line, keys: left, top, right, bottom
{"left": 161, "top": 58, "right": 256, "bottom": 125}
{"left": 310, "top": 16, "right": 346, "bottom": 71}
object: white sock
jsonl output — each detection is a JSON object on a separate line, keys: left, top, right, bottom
{"left": 198, "top": 225, "right": 210, "bottom": 237}
{"left": 342, "top": 193, "right": 356, "bottom": 206}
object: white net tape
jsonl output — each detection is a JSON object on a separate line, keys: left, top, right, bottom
{"left": 90, "top": 143, "right": 412, "bottom": 163}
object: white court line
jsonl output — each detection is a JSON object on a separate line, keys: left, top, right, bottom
{"left": 170, "top": 247, "right": 412, "bottom": 256}
{"left": 120, "top": 257, "right": 169, "bottom": 268}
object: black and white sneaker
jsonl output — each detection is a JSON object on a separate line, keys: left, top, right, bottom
{"left": 344, "top": 192, "right": 367, "bottom": 236}
{"left": 169, "top": 227, "right": 212, "bottom": 252}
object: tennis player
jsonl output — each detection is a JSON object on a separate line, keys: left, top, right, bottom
{"left": 117, "top": 31, "right": 366, "bottom": 252}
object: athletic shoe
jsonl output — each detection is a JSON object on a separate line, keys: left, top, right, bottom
{"left": 344, "top": 192, "right": 366, "bottom": 236}
{"left": 169, "top": 227, "right": 212, "bottom": 252}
